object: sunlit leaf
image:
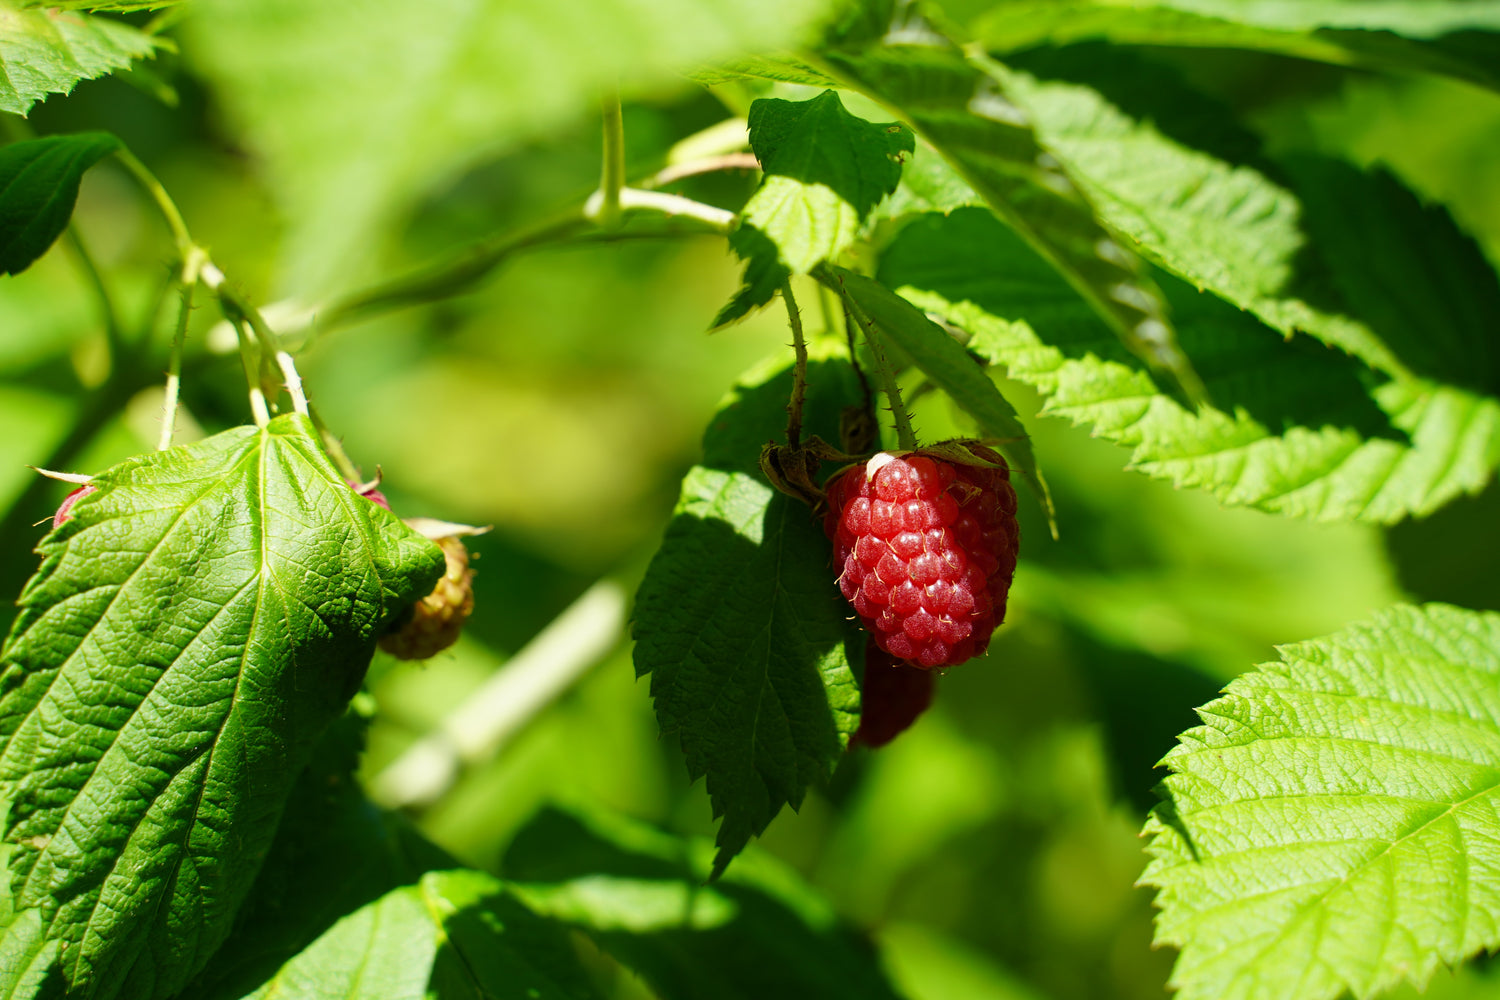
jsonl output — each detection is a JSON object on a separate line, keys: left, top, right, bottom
{"left": 0, "top": 414, "right": 444, "bottom": 1000}
{"left": 0, "top": 6, "right": 157, "bottom": 116}
{"left": 1142, "top": 604, "right": 1500, "bottom": 1000}
{"left": 882, "top": 207, "right": 1500, "bottom": 523}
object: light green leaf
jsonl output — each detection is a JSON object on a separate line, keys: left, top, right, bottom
{"left": 18, "top": 2, "right": 181, "bottom": 10}
{"left": 819, "top": 30, "right": 1207, "bottom": 403}
{"left": 633, "top": 347, "right": 864, "bottom": 876}
{"left": 960, "top": 1, "right": 1500, "bottom": 93}
{"left": 691, "top": 53, "right": 837, "bottom": 87}
{"left": 238, "top": 869, "right": 596, "bottom": 1000}
{"left": 1137, "top": 0, "right": 1500, "bottom": 37}
{"left": 989, "top": 50, "right": 1416, "bottom": 375}
{"left": 881, "top": 207, "right": 1500, "bottom": 522}
{"left": 0, "top": 910, "right": 62, "bottom": 1000}
{"left": 0, "top": 5, "right": 157, "bottom": 116}
{"left": 0, "top": 414, "right": 444, "bottom": 1000}
{"left": 505, "top": 805, "right": 906, "bottom": 1000}
{"left": 826, "top": 265, "right": 1051, "bottom": 527}
{"left": 183, "top": 0, "right": 840, "bottom": 296}
{"left": 0, "top": 132, "right": 121, "bottom": 276}
{"left": 1141, "top": 604, "right": 1500, "bottom": 1000}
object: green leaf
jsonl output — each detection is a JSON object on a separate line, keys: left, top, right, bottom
{"left": 1141, "top": 604, "right": 1500, "bottom": 1000}
{"left": 690, "top": 53, "right": 837, "bottom": 88}
{"left": 633, "top": 347, "right": 865, "bottom": 876}
{"left": 881, "top": 207, "right": 1500, "bottom": 523}
{"left": 236, "top": 869, "right": 597, "bottom": 1000}
{"left": 959, "top": 1, "right": 1500, "bottom": 93}
{"left": 0, "top": 7, "right": 158, "bottom": 116}
{"left": 819, "top": 28, "right": 1207, "bottom": 403}
{"left": 987, "top": 49, "right": 1431, "bottom": 377}
{"left": 184, "top": 713, "right": 456, "bottom": 1000}
{"left": 826, "top": 265, "right": 1051, "bottom": 526}
{"left": 718, "top": 90, "right": 913, "bottom": 326}
{"left": 0, "top": 132, "right": 120, "bottom": 276}
{"left": 17, "top": 2, "right": 182, "bottom": 11}
{"left": 505, "top": 805, "right": 906, "bottom": 1000}
{"left": 0, "top": 910, "right": 63, "bottom": 1000}
{"left": 182, "top": 0, "right": 841, "bottom": 295}
{"left": 1134, "top": 0, "right": 1500, "bottom": 37}
{"left": 0, "top": 414, "right": 444, "bottom": 1000}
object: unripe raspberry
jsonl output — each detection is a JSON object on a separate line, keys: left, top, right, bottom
{"left": 852, "top": 641, "right": 935, "bottom": 748}
{"left": 823, "top": 447, "right": 1019, "bottom": 668}
{"left": 378, "top": 535, "right": 475, "bottom": 660}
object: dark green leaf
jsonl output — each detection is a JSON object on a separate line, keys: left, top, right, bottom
{"left": 881, "top": 207, "right": 1500, "bottom": 522}
{"left": 633, "top": 347, "right": 865, "bottom": 876}
{"left": 0, "top": 10, "right": 157, "bottom": 116}
{"left": 827, "top": 265, "right": 1052, "bottom": 528}
{"left": 819, "top": 29, "right": 1206, "bottom": 403}
{"left": 1133, "top": 0, "right": 1500, "bottom": 37}
{"left": 0, "top": 414, "right": 444, "bottom": 1000}
{"left": 0, "top": 132, "right": 120, "bottom": 276}
{"left": 505, "top": 805, "right": 905, "bottom": 1000}
{"left": 1142, "top": 604, "right": 1500, "bottom": 1000}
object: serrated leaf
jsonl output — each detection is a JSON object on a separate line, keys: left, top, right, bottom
{"left": 827, "top": 265, "right": 1052, "bottom": 527}
{"left": 633, "top": 349, "right": 865, "bottom": 876}
{"left": 1141, "top": 604, "right": 1500, "bottom": 1000}
{"left": 236, "top": 869, "right": 596, "bottom": 1000}
{"left": 819, "top": 30, "right": 1206, "bottom": 403}
{"left": 1138, "top": 0, "right": 1500, "bottom": 37}
{"left": 0, "top": 7, "right": 157, "bottom": 116}
{"left": 0, "top": 132, "right": 120, "bottom": 277}
{"left": 505, "top": 805, "right": 906, "bottom": 1000}
{"left": 988, "top": 49, "right": 1464, "bottom": 379}
{"left": 718, "top": 90, "right": 913, "bottom": 325}
{"left": 183, "top": 0, "right": 841, "bottom": 295}
{"left": 690, "top": 53, "right": 837, "bottom": 87}
{"left": 882, "top": 207, "right": 1500, "bottom": 523}
{"left": 0, "top": 414, "right": 444, "bottom": 1000}
{"left": 961, "top": 1, "right": 1500, "bottom": 93}
{"left": 18, "top": 2, "right": 181, "bottom": 11}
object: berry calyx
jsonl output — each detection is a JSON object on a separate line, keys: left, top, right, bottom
{"left": 852, "top": 641, "right": 935, "bottom": 748}
{"left": 822, "top": 446, "right": 1019, "bottom": 669}
{"left": 53, "top": 485, "right": 98, "bottom": 527}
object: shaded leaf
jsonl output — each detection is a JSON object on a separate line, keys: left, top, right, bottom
{"left": 505, "top": 805, "right": 905, "bottom": 1000}
{"left": 0, "top": 414, "right": 444, "bottom": 1000}
{"left": 1141, "top": 604, "right": 1500, "bottom": 1000}
{"left": 0, "top": 132, "right": 120, "bottom": 276}
{"left": 1136, "top": 0, "right": 1500, "bottom": 37}
{"left": 633, "top": 347, "right": 864, "bottom": 876}
{"left": 0, "top": 7, "right": 157, "bottom": 116}
{"left": 881, "top": 207, "right": 1500, "bottom": 523}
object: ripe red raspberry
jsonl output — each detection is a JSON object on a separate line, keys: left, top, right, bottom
{"left": 852, "top": 641, "right": 935, "bottom": 748}
{"left": 822, "top": 448, "right": 1019, "bottom": 668}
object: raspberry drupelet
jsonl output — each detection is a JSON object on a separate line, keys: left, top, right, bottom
{"left": 823, "top": 449, "right": 1019, "bottom": 669}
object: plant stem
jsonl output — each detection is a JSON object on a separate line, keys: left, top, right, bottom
{"left": 595, "top": 87, "right": 626, "bottom": 229}
{"left": 841, "top": 285, "right": 917, "bottom": 451}
{"left": 308, "top": 403, "right": 362, "bottom": 482}
{"left": 232, "top": 319, "right": 271, "bottom": 428}
{"left": 646, "top": 152, "right": 760, "bottom": 187}
{"left": 782, "top": 281, "right": 808, "bottom": 448}
{"left": 114, "top": 148, "right": 193, "bottom": 259}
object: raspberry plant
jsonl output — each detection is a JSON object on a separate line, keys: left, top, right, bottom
{"left": 1, "top": 2, "right": 1499, "bottom": 1000}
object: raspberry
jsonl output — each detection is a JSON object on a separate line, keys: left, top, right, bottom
{"left": 378, "top": 535, "right": 475, "bottom": 660}
{"left": 822, "top": 447, "right": 1019, "bottom": 668}
{"left": 852, "top": 641, "right": 935, "bottom": 748}
{"left": 53, "top": 484, "right": 97, "bottom": 527}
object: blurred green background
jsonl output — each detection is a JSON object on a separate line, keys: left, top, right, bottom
{"left": 5, "top": 9, "right": 1500, "bottom": 999}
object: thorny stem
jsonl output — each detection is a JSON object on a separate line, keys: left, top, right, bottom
{"left": 115, "top": 148, "right": 193, "bottom": 260}
{"left": 841, "top": 283, "right": 918, "bottom": 451}
{"left": 782, "top": 281, "right": 808, "bottom": 448}
{"left": 232, "top": 319, "right": 271, "bottom": 428}
{"left": 595, "top": 87, "right": 626, "bottom": 229}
